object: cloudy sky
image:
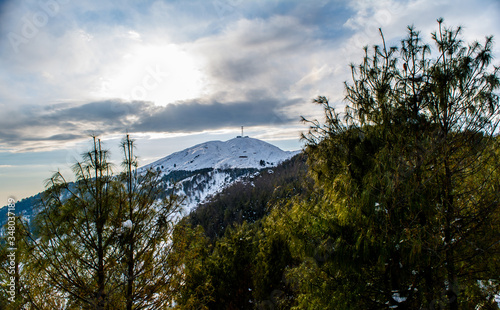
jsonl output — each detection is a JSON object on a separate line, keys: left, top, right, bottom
{"left": 0, "top": 0, "right": 499, "bottom": 203}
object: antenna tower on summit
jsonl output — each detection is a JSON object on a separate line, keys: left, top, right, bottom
{"left": 237, "top": 126, "right": 248, "bottom": 138}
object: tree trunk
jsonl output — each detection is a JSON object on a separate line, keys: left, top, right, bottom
{"left": 443, "top": 162, "right": 458, "bottom": 310}
{"left": 125, "top": 135, "right": 135, "bottom": 310}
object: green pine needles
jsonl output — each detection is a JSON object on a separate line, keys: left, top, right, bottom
{"left": 297, "top": 19, "right": 500, "bottom": 309}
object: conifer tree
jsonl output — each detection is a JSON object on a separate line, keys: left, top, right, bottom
{"left": 27, "top": 135, "right": 184, "bottom": 309}
{"left": 118, "top": 134, "right": 184, "bottom": 309}
{"left": 30, "top": 136, "right": 124, "bottom": 309}
{"left": 294, "top": 20, "right": 500, "bottom": 309}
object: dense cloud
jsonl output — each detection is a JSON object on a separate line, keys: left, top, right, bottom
{"left": 0, "top": 98, "right": 297, "bottom": 150}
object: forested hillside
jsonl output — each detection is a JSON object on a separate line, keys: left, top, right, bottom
{"left": 173, "top": 21, "right": 500, "bottom": 309}
{"left": 188, "top": 153, "right": 310, "bottom": 239}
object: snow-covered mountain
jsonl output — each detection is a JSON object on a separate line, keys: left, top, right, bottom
{"left": 139, "top": 136, "right": 298, "bottom": 175}
{"left": 140, "top": 137, "right": 300, "bottom": 212}
{"left": 0, "top": 137, "right": 300, "bottom": 225}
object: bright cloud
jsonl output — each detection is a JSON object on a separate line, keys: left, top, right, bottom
{"left": 93, "top": 41, "right": 207, "bottom": 105}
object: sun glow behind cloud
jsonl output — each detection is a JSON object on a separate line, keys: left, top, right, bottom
{"left": 93, "top": 37, "right": 206, "bottom": 106}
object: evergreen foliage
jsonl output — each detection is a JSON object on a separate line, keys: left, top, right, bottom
{"left": 2, "top": 135, "right": 184, "bottom": 309}
{"left": 173, "top": 155, "right": 310, "bottom": 309}
{"left": 118, "top": 134, "right": 185, "bottom": 310}
{"left": 289, "top": 20, "right": 500, "bottom": 309}
{"left": 189, "top": 154, "right": 310, "bottom": 239}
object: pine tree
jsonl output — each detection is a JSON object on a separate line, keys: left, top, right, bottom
{"left": 118, "top": 134, "right": 184, "bottom": 309}
{"left": 30, "top": 136, "right": 124, "bottom": 309}
{"left": 293, "top": 20, "right": 500, "bottom": 309}
{"left": 27, "top": 135, "right": 184, "bottom": 308}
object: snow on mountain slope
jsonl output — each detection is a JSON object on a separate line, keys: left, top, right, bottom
{"left": 139, "top": 137, "right": 300, "bottom": 213}
{"left": 139, "top": 137, "right": 299, "bottom": 175}
{"left": 175, "top": 169, "right": 243, "bottom": 212}
{"left": 0, "top": 137, "right": 301, "bottom": 226}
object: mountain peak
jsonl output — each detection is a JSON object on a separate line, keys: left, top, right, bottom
{"left": 140, "top": 137, "right": 299, "bottom": 175}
